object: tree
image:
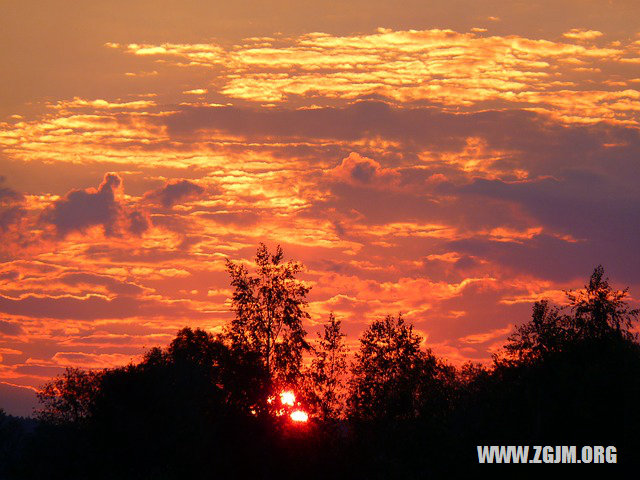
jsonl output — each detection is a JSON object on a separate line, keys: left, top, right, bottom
{"left": 566, "top": 265, "right": 639, "bottom": 341}
{"left": 503, "top": 265, "right": 639, "bottom": 362}
{"left": 306, "top": 313, "right": 348, "bottom": 421}
{"left": 225, "top": 244, "right": 310, "bottom": 387}
{"left": 163, "top": 327, "right": 270, "bottom": 413}
{"left": 492, "top": 266, "right": 640, "bottom": 445}
{"left": 503, "top": 300, "right": 574, "bottom": 363}
{"left": 36, "top": 367, "right": 102, "bottom": 425}
{"left": 36, "top": 328, "right": 269, "bottom": 424}
{"left": 33, "top": 328, "right": 274, "bottom": 478}
{"left": 348, "top": 314, "right": 446, "bottom": 422}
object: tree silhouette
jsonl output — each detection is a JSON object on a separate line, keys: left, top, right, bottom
{"left": 566, "top": 264, "right": 639, "bottom": 340}
{"left": 503, "top": 265, "right": 639, "bottom": 363}
{"left": 226, "top": 244, "right": 310, "bottom": 387}
{"left": 36, "top": 368, "right": 102, "bottom": 425}
{"left": 163, "top": 327, "right": 270, "bottom": 413}
{"left": 32, "top": 328, "right": 272, "bottom": 479}
{"left": 486, "top": 266, "right": 640, "bottom": 450}
{"left": 348, "top": 314, "right": 449, "bottom": 422}
{"left": 503, "top": 300, "right": 573, "bottom": 363}
{"left": 305, "top": 313, "right": 348, "bottom": 421}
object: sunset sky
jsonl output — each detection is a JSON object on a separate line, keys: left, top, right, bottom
{"left": 1, "top": 0, "right": 639, "bottom": 416}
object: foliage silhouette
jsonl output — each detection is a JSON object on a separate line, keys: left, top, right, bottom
{"left": 20, "top": 328, "right": 275, "bottom": 479}
{"left": 36, "top": 368, "right": 101, "bottom": 425}
{"left": 348, "top": 313, "right": 454, "bottom": 423}
{"left": 504, "top": 265, "right": 639, "bottom": 364}
{"left": 566, "top": 264, "right": 639, "bottom": 340}
{"left": 304, "top": 313, "right": 348, "bottom": 421}
{"left": 465, "top": 266, "right": 640, "bottom": 467}
{"left": 226, "top": 243, "right": 310, "bottom": 388}
{"left": 503, "top": 300, "right": 573, "bottom": 364}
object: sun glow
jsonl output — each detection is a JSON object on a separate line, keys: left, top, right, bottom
{"left": 290, "top": 410, "right": 309, "bottom": 423}
{"left": 280, "top": 390, "right": 295, "bottom": 406}
{"left": 275, "top": 390, "right": 309, "bottom": 423}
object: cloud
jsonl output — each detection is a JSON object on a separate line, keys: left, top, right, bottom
{"left": 327, "top": 152, "right": 400, "bottom": 187}
{"left": 459, "top": 174, "right": 640, "bottom": 242}
{"left": 0, "top": 179, "right": 26, "bottom": 232}
{"left": 562, "top": 29, "right": 604, "bottom": 40}
{"left": 57, "top": 272, "right": 144, "bottom": 296}
{"left": 51, "top": 351, "right": 136, "bottom": 369}
{"left": 162, "top": 102, "right": 640, "bottom": 173}
{"left": 446, "top": 234, "right": 601, "bottom": 283}
{"left": 41, "top": 173, "right": 123, "bottom": 237}
{"left": 144, "top": 179, "right": 205, "bottom": 208}
{"left": 459, "top": 325, "right": 513, "bottom": 345}
{"left": 198, "top": 210, "right": 260, "bottom": 226}
{"left": 125, "top": 42, "right": 226, "bottom": 66}
{"left": 0, "top": 293, "right": 204, "bottom": 321}
{"left": 40, "top": 173, "right": 149, "bottom": 237}
{"left": 127, "top": 210, "right": 151, "bottom": 235}
{"left": 4, "top": 99, "right": 638, "bottom": 182}
{"left": 0, "top": 178, "right": 32, "bottom": 259}
{"left": 1, "top": 17, "right": 640, "bottom": 396}
{"left": 113, "top": 28, "right": 639, "bottom": 125}
{"left": 445, "top": 174, "right": 640, "bottom": 282}
{"left": 52, "top": 97, "right": 156, "bottom": 110}
{"left": 183, "top": 88, "right": 207, "bottom": 95}
{"left": 0, "top": 320, "right": 24, "bottom": 336}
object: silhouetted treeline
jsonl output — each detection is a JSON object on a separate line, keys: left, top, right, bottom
{"left": 2, "top": 250, "right": 640, "bottom": 478}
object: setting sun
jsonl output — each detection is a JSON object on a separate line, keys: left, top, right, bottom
{"left": 280, "top": 390, "right": 296, "bottom": 407}
{"left": 290, "top": 410, "right": 309, "bottom": 423}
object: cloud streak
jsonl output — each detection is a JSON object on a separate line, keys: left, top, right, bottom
{"left": 117, "top": 28, "right": 640, "bottom": 125}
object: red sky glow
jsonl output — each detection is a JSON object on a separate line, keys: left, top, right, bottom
{"left": 1, "top": 0, "right": 639, "bottom": 416}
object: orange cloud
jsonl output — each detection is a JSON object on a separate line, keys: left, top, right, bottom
{"left": 109, "top": 28, "right": 639, "bottom": 125}
{"left": 562, "top": 29, "right": 604, "bottom": 40}
{"left": 327, "top": 152, "right": 400, "bottom": 187}
{"left": 183, "top": 88, "right": 208, "bottom": 95}
{"left": 52, "top": 98, "right": 157, "bottom": 110}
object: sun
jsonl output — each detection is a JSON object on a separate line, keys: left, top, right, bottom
{"left": 280, "top": 390, "right": 295, "bottom": 406}
{"left": 274, "top": 390, "right": 309, "bottom": 423}
{"left": 290, "top": 410, "right": 309, "bottom": 423}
